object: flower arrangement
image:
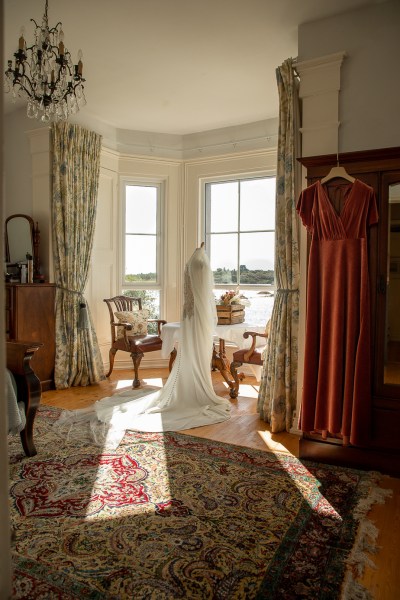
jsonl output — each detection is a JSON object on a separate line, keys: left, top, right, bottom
{"left": 217, "top": 288, "right": 250, "bottom": 307}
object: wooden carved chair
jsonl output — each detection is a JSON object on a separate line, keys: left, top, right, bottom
{"left": 104, "top": 295, "right": 167, "bottom": 388}
{"left": 229, "top": 322, "right": 270, "bottom": 399}
{"left": 6, "top": 340, "right": 43, "bottom": 457}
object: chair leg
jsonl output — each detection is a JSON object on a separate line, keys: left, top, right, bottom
{"left": 131, "top": 351, "right": 144, "bottom": 388}
{"left": 229, "top": 360, "right": 245, "bottom": 399}
{"left": 106, "top": 348, "right": 117, "bottom": 377}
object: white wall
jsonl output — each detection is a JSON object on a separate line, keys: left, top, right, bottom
{"left": 4, "top": 107, "right": 38, "bottom": 216}
{"left": 298, "top": 0, "right": 400, "bottom": 154}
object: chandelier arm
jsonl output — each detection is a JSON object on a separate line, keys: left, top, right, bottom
{"left": 14, "top": 80, "right": 35, "bottom": 98}
{"left": 12, "top": 59, "right": 32, "bottom": 92}
{"left": 48, "top": 22, "right": 63, "bottom": 33}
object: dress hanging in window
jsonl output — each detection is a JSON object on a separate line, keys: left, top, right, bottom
{"left": 297, "top": 179, "right": 378, "bottom": 446}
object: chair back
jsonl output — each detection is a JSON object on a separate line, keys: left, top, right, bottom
{"left": 104, "top": 296, "right": 143, "bottom": 343}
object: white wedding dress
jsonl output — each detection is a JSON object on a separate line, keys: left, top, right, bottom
{"left": 56, "top": 247, "right": 231, "bottom": 447}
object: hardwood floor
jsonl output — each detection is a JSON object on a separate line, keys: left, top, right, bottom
{"left": 41, "top": 368, "right": 400, "bottom": 600}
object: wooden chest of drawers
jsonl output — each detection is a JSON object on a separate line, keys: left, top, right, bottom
{"left": 6, "top": 283, "right": 56, "bottom": 390}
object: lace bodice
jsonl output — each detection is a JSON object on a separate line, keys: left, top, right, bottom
{"left": 182, "top": 262, "right": 194, "bottom": 319}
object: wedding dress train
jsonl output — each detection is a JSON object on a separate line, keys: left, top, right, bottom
{"left": 56, "top": 247, "right": 231, "bottom": 447}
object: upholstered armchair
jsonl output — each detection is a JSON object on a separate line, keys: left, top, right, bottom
{"left": 229, "top": 323, "right": 270, "bottom": 399}
{"left": 104, "top": 295, "right": 167, "bottom": 388}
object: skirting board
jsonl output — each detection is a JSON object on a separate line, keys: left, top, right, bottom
{"left": 105, "top": 357, "right": 170, "bottom": 371}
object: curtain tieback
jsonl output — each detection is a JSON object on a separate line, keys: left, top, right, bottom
{"left": 275, "top": 288, "right": 299, "bottom": 294}
{"left": 56, "top": 285, "right": 84, "bottom": 296}
{"left": 56, "top": 286, "right": 89, "bottom": 330}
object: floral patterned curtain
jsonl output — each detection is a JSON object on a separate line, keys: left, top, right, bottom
{"left": 257, "top": 58, "right": 301, "bottom": 432}
{"left": 52, "top": 123, "right": 105, "bottom": 389}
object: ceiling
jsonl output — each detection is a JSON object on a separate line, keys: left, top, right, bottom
{"left": 3, "top": 0, "right": 382, "bottom": 136}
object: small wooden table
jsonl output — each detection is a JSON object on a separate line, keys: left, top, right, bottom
{"left": 161, "top": 322, "right": 265, "bottom": 398}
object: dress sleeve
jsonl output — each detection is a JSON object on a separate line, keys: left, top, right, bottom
{"left": 296, "top": 187, "right": 314, "bottom": 233}
{"left": 368, "top": 188, "right": 379, "bottom": 226}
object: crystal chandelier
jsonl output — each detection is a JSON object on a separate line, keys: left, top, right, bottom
{"left": 4, "top": 0, "right": 86, "bottom": 122}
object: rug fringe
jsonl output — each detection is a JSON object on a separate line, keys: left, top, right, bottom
{"left": 341, "top": 575, "right": 374, "bottom": 600}
{"left": 340, "top": 472, "right": 392, "bottom": 600}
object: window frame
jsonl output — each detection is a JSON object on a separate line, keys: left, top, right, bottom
{"left": 120, "top": 178, "right": 164, "bottom": 302}
{"left": 202, "top": 173, "right": 276, "bottom": 296}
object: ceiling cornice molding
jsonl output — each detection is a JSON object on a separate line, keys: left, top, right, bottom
{"left": 183, "top": 147, "right": 277, "bottom": 167}
{"left": 100, "top": 118, "right": 279, "bottom": 160}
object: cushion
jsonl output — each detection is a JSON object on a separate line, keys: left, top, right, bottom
{"left": 114, "top": 310, "right": 149, "bottom": 338}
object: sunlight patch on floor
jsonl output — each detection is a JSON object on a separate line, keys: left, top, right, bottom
{"left": 257, "top": 430, "right": 295, "bottom": 455}
{"left": 237, "top": 383, "right": 259, "bottom": 398}
{"left": 270, "top": 448, "right": 343, "bottom": 522}
{"left": 115, "top": 377, "right": 164, "bottom": 391}
{"left": 142, "top": 377, "right": 164, "bottom": 388}
{"left": 115, "top": 379, "right": 135, "bottom": 390}
{"left": 220, "top": 380, "right": 260, "bottom": 398}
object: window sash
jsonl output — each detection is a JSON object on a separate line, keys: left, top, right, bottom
{"left": 122, "top": 181, "right": 162, "bottom": 290}
{"left": 205, "top": 176, "right": 275, "bottom": 291}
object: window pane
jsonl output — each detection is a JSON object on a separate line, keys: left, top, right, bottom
{"left": 125, "top": 235, "right": 157, "bottom": 282}
{"left": 126, "top": 185, "right": 157, "bottom": 234}
{"left": 241, "top": 290, "right": 274, "bottom": 327}
{"left": 210, "top": 233, "right": 238, "bottom": 285}
{"left": 240, "top": 178, "right": 276, "bottom": 231}
{"left": 213, "top": 288, "right": 274, "bottom": 327}
{"left": 205, "top": 176, "right": 276, "bottom": 326}
{"left": 239, "top": 232, "right": 275, "bottom": 285}
{"left": 209, "top": 181, "right": 238, "bottom": 232}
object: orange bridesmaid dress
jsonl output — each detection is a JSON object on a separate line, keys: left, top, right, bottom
{"left": 297, "top": 179, "right": 378, "bottom": 446}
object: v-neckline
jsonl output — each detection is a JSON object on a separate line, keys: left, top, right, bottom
{"left": 318, "top": 179, "right": 357, "bottom": 220}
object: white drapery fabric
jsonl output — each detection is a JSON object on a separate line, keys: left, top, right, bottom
{"left": 257, "top": 58, "right": 301, "bottom": 432}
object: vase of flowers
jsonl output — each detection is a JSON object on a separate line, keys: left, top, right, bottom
{"left": 216, "top": 288, "right": 250, "bottom": 324}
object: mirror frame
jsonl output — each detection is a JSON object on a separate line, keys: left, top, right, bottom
{"left": 5, "top": 214, "right": 40, "bottom": 276}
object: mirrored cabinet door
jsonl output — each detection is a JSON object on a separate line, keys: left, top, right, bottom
{"left": 376, "top": 172, "right": 400, "bottom": 397}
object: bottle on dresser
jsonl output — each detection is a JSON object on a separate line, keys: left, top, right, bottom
{"left": 26, "top": 253, "right": 33, "bottom": 284}
{"left": 20, "top": 264, "right": 27, "bottom": 283}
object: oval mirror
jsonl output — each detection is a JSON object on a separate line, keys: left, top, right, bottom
{"left": 5, "top": 214, "right": 40, "bottom": 275}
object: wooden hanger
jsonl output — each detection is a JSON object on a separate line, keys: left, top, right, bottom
{"left": 321, "top": 154, "right": 355, "bottom": 184}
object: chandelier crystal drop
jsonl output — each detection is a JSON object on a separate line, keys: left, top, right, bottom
{"left": 4, "top": 0, "right": 86, "bottom": 122}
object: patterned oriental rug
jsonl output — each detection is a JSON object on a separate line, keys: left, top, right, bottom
{"left": 8, "top": 407, "right": 390, "bottom": 600}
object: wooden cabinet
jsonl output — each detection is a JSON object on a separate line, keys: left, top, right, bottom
{"left": 299, "top": 147, "right": 400, "bottom": 476}
{"left": 6, "top": 283, "right": 56, "bottom": 390}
